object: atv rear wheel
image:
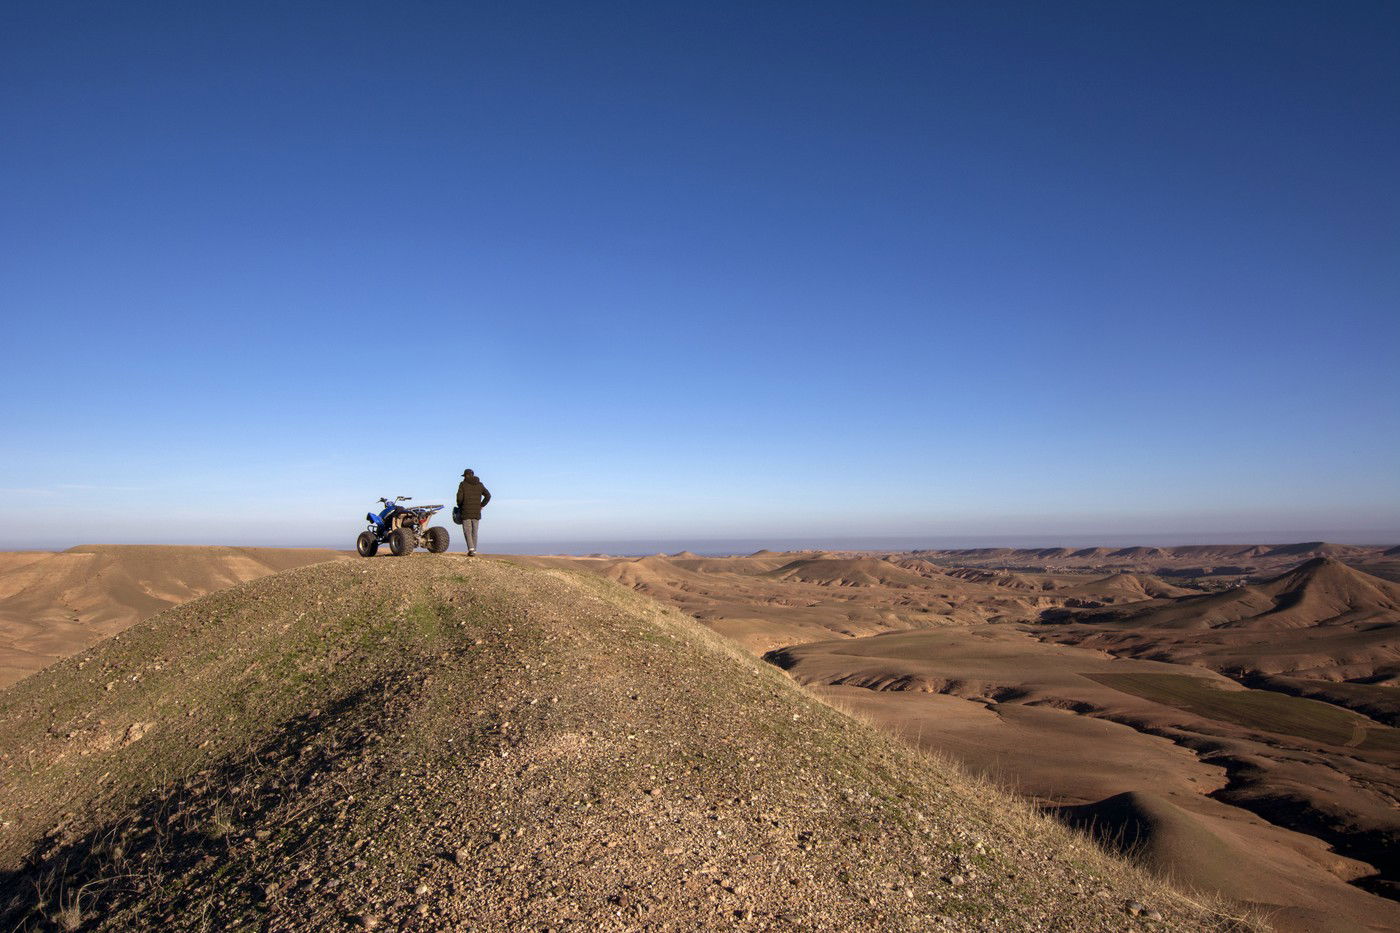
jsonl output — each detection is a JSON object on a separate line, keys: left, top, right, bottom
{"left": 389, "top": 528, "right": 417, "bottom": 556}
{"left": 356, "top": 531, "right": 379, "bottom": 557}
{"left": 424, "top": 526, "right": 450, "bottom": 554}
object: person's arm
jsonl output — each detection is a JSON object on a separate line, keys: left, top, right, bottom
{"left": 456, "top": 482, "right": 465, "bottom": 509}
{"left": 481, "top": 486, "right": 491, "bottom": 508}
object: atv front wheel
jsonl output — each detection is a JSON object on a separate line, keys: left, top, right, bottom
{"left": 389, "top": 528, "right": 417, "bottom": 556}
{"left": 356, "top": 531, "right": 379, "bottom": 557}
{"left": 424, "top": 526, "right": 450, "bottom": 553}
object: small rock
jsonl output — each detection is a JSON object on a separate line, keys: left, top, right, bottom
{"left": 414, "top": 883, "right": 429, "bottom": 895}
{"left": 1125, "top": 900, "right": 1146, "bottom": 916}
{"left": 945, "top": 874, "right": 967, "bottom": 886}
{"left": 1145, "top": 909, "right": 1163, "bottom": 921}
{"left": 453, "top": 845, "right": 471, "bottom": 866}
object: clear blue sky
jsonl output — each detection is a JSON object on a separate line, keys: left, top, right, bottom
{"left": 3, "top": 2, "right": 1398, "bottom": 550}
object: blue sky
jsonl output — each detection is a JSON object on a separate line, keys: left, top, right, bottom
{"left": 3, "top": 1, "right": 1398, "bottom": 550}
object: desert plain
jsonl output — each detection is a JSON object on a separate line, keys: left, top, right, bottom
{"left": 1, "top": 541, "right": 1398, "bottom": 931}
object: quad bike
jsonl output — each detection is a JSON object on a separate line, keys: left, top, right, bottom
{"left": 357, "top": 496, "right": 450, "bottom": 557}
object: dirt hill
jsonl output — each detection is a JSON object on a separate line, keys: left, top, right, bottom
{"left": 1262, "top": 543, "right": 1365, "bottom": 559}
{"left": 1068, "top": 558, "right": 1400, "bottom": 633}
{"left": 1259, "top": 558, "right": 1400, "bottom": 626}
{"left": 766, "top": 557, "right": 938, "bottom": 588}
{"left": 1055, "top": 573, "right": 1197, "bottom": 603}
{"left": 907, "top": 543, "right": 1397, "bottom": 578}
{"left": 1041, "top": 558, "right": 1400, "bottom": 691}
{"left": 514, "top": 553, "right": 1056, "bottom": 655}
{"left": 0, "top": 546, "right": 349, "bottom": 688}
{"left": 1055, "top": 792, "right": 1321, "bottom": 909}
{"left": 942, "top": 567, "right": 1047, "bottom": 590}
{"left": 0, "top": 557, "right": 1235, "bottom": 931}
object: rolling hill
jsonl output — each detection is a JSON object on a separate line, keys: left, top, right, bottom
{"left": 0, "top": 546, "right": 349, "bottom": 688}
{"left": 1043, "top": 559, "right": 1400, "bottom": 686}
{"left": 765, "top": 557, "right": 938, "bottom": 588}
{"left": 0, "top": 557, "right": 1231, "bottom": 931}
{"left": 908, "top": 543, "right": 1397, "bottom": 578}
{"left": 1064, "top": 558, "right": 1400, "bottom": 632}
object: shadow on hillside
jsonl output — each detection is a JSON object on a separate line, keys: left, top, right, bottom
{"left": 1, "top": 679, "right": 407, "bottom": 930}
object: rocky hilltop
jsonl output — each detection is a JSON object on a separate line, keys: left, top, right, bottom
{"left": 0, "top": 557, "right": 1232, "bottom": 931}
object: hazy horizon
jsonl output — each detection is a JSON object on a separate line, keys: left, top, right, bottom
{"left": 12, "top": 528, "right": 1400, "bottom": 556}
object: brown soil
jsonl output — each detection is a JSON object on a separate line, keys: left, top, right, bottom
{"left": 513, "top": 549, "right": 1400, "bottom": 932}
{"left": 4, "top": 541, "right": 1397, "bottom": 929}
{"left": 907, "top": 543, "right": 1397, "bottom": 579}
{"left": 0, "top": 558, "right": 1238, "bottom": 931}
{"left": 0, "top": 546, "right": 350, "bottom": 688}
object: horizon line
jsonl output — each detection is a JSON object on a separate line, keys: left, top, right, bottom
{"left": 8, "top": 532, "right": 1398, "bottom": 557}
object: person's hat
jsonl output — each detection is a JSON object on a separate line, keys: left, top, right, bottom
{"left": 462, "top": 468, "right": 474, "bottom": 476}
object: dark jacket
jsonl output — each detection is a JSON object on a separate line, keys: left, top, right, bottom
{"left": 456, "top": 474, "right": 492, "bottom": 520}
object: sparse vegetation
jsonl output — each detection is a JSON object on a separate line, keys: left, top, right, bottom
{"left": 1086, "top": 673, "right": 1400, "bottom": 751}
{"left": 1, "top": 557, "right": 1258, "bottom": 930}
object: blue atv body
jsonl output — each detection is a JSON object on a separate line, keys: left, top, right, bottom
{"left": 356, "top": 496, "right": 449, "bottom": 557}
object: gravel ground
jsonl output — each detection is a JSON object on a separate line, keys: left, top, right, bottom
{"left": 0, "top": 556, "right": 1254, "bottom": 931}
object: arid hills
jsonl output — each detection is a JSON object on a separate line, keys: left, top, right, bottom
{"left": 1, "top": 542, "right": 1397, "bottom": 930}
{"left": 0, "top": 546, "right": 348, "bottom": 688}
{"left": 515, "top": 544, "right": 1400, "bottom": 932}
{"left": 0, "top": 558, "right": 1234, "bottom": 931}
{"left": 908, "top": 543, "right": 1400, "bottom": 581}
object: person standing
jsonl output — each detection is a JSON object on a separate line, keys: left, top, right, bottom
{"left": 455, "top": 468, "right": 491, "bottom": 555}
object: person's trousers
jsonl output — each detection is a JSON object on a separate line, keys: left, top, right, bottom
{"left": 460, "top": 519, "right": 479, "bottom": 552}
